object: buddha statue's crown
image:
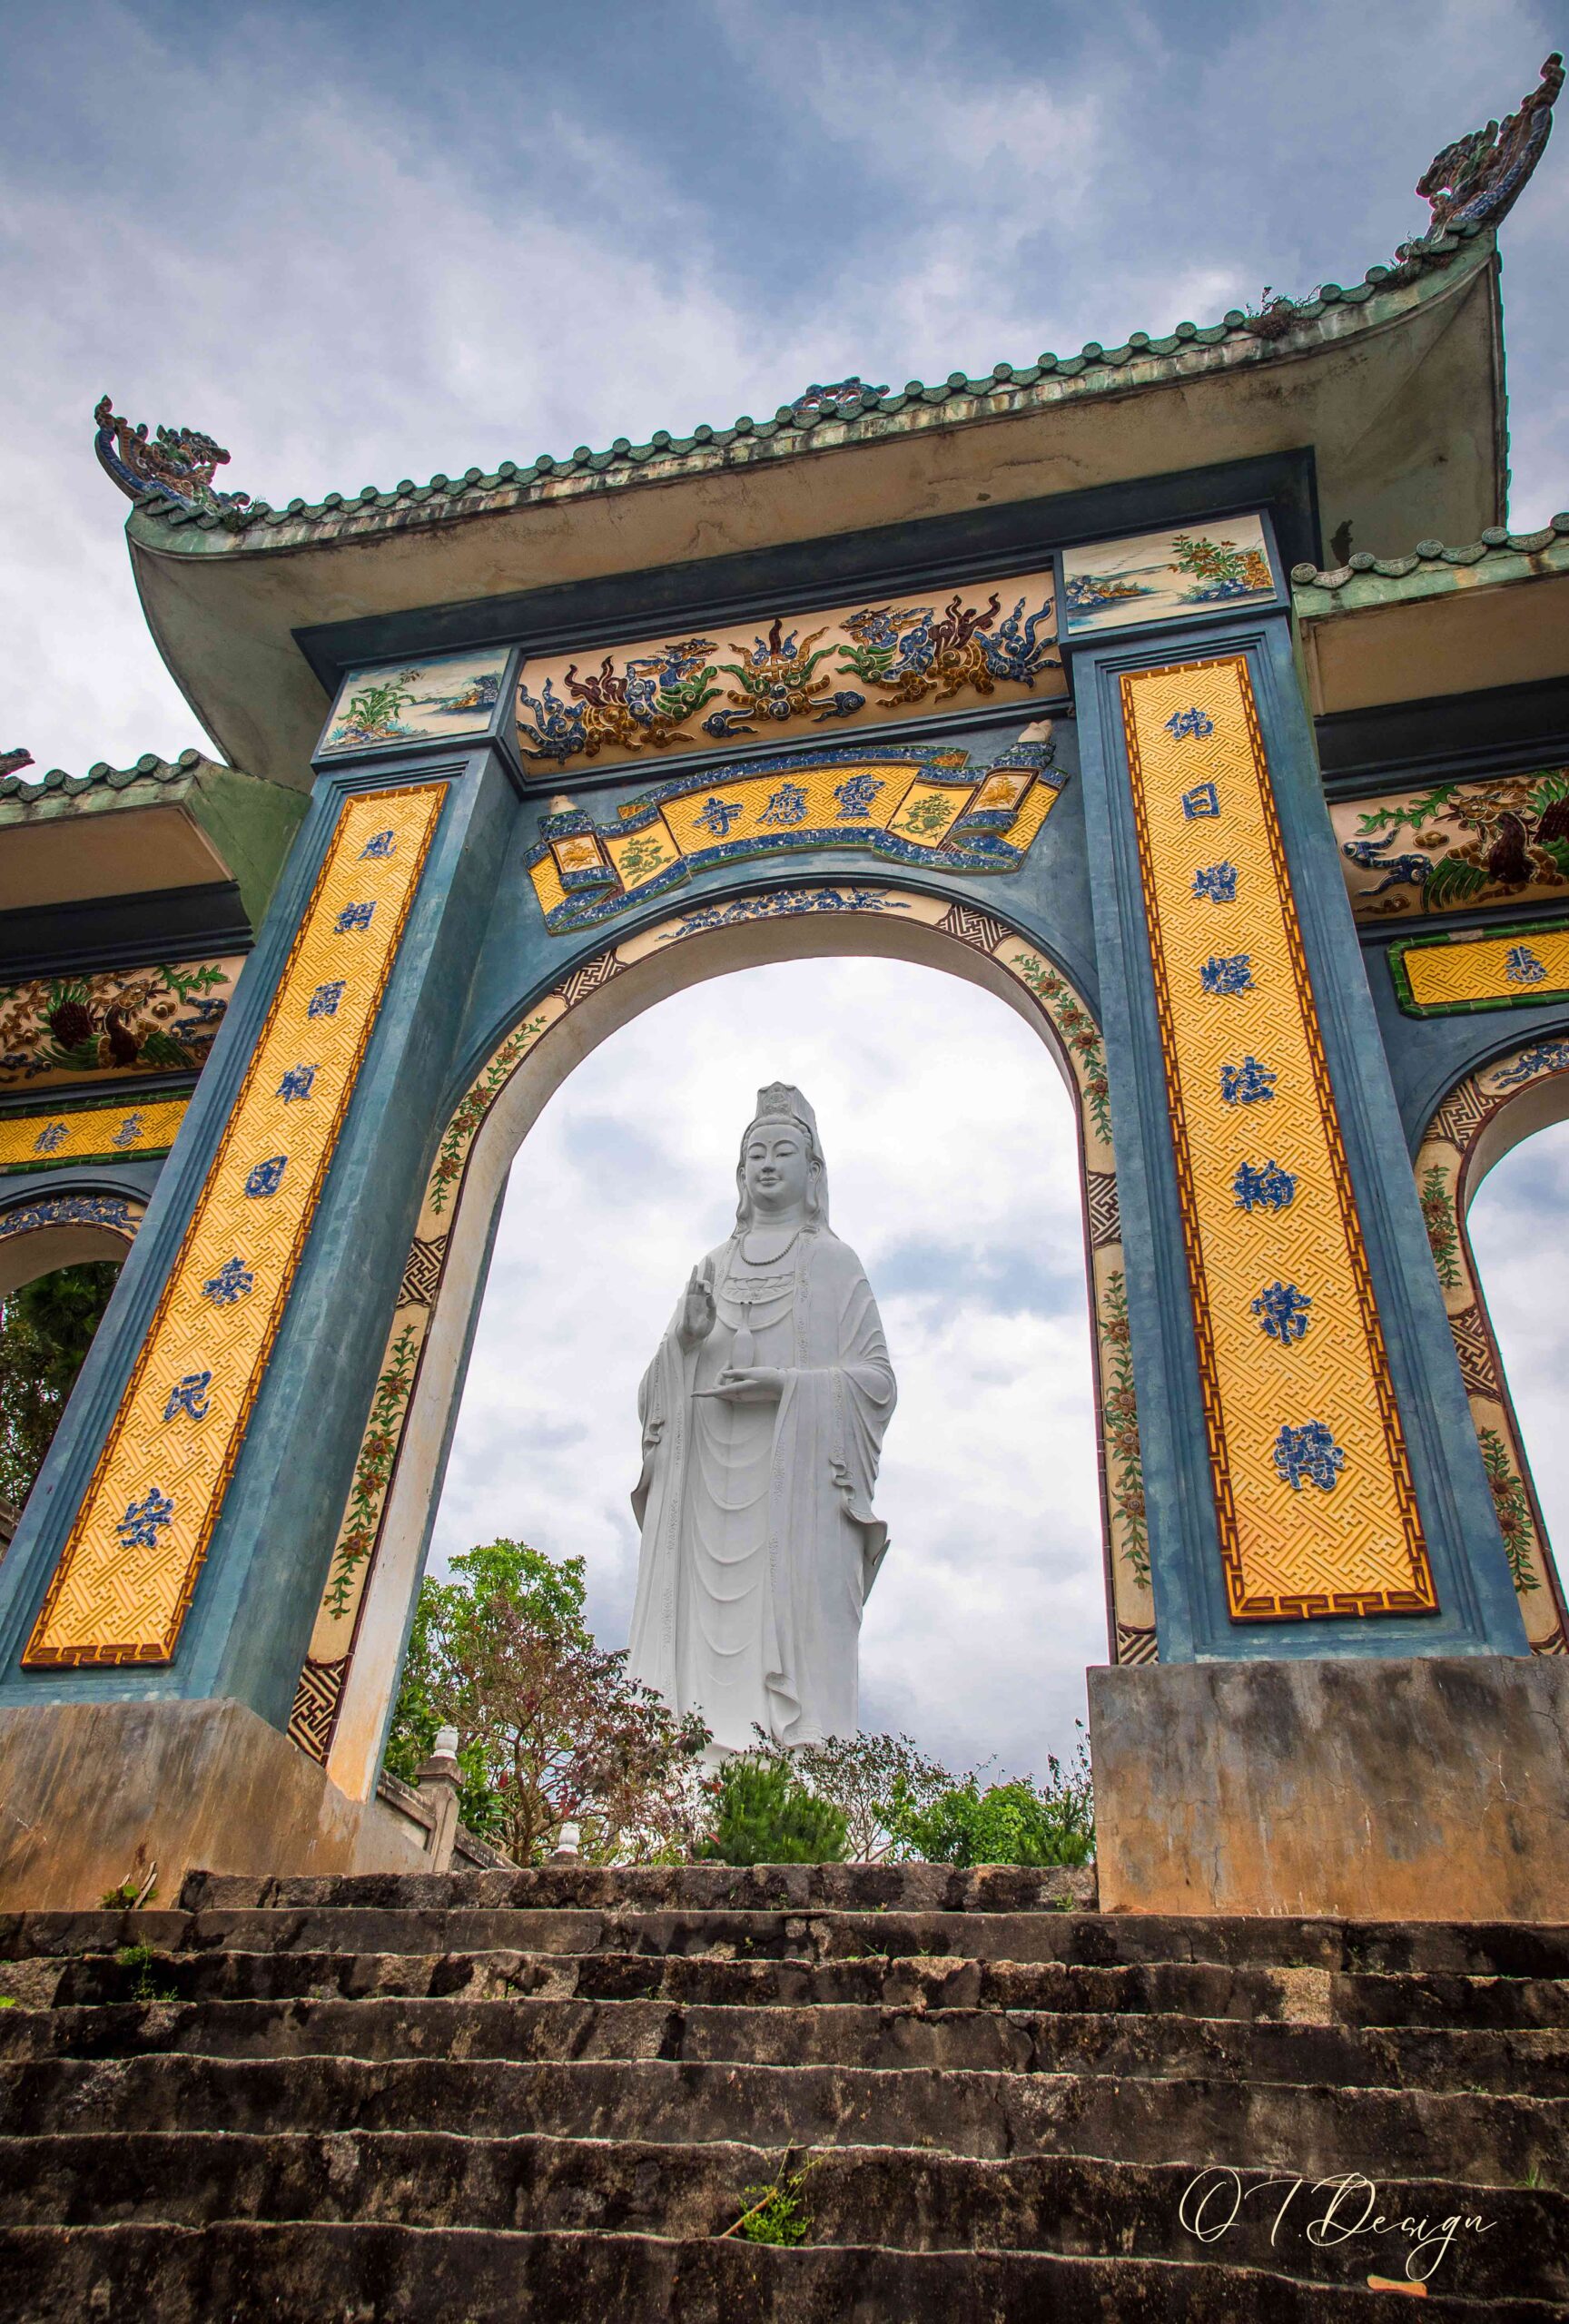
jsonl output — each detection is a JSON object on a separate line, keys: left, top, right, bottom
{"left": 749, "top": 1083, "right": 818, "bottom": 1143}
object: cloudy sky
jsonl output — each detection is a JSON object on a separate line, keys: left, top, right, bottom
{"left": 4, "top": 1, "right": 1566, "bottom": 1777}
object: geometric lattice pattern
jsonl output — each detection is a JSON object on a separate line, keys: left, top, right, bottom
{"left": 1393, "top": 919, "right": 1569, "bottom": 1016}
{"left": 23, "top": 784, "right": 447, "bottom": 1666}
{"left": 1120, "top": 658, "right": 1436, "bottom": 1620}
{"left": 0, "top": 1094, "right": 190, "bottom": 1173}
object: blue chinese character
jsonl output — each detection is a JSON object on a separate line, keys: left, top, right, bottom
{"left": 1181, "top": 783, "right": 1220, "bottom": 820}
{"left": 834, "top": 774, "right": 885, "bottom": 820}
{"left": 278, "top": 1065, "right": 316, "bottom": 1104}
{"left": 1505, "top": 944, "right": 1548, "bottom": 985}
{"left": 334, "top": 901, "right": 375, "bottom": 933}
{"left": 1273, "top": 1421, "right": 1347, "bottom": 1492}
{"left": 111, "top": 1113, "right": 144, "bottom": 1148}
{"left": 359, "top": 829, "right": 396, "bottom": 860}
{"left": 1166, "top": 706, "right": 1215, "bottom": 741}
{"left": 244, "top": 1155, "right": 287, "bottom": 1198}
{"left": 1233, "top": 1159, "right": 1297, "bottom": 1212}
{"left": 117, "top": 1488, "right": 175, "bottom": 1549}
{"left": 33, "top": 1122, "right": 68, "bottom": 1154}
{"left": 308, "top": 981, "right": 346, "bottom": 1019}
{"left": 202, "top": 1256, "right": 254, "bottom": 1305}
{"left": 1200, "top": 954, "right": 1254, "bottom": 998}
{"left": 695, "top": 796, "right": 745, "bottom": 840}
{"left": 759, "top": 782, "right": 809, "bottom": 828}
{"left": 1252, "top": 1281, "right": 1312, "bottom": 1344}
{"left": 1220, "top": 1056, "right": 1276, "bottom": 1105}
{"left": 1192, "top": 862, "right": 1238, "bottom": 904}
{"left": 163, "top": 1371, "right": 212, "bottom": 1423}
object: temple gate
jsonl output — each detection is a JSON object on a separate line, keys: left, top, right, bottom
{"left": 1, "top": 57, "right": 1566, "bottom": 1915}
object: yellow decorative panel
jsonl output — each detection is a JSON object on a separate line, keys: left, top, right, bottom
{"left": 1393, "top": 922, "right": 1569, "bottom": 1015}
{"left": 24, "top": 785, "right": 447, "bottom": 1667}
{"left": 526, "top": 738, "right": 1065, "bottom": 935}
{"left": 1120, "top": 658, "right": 1435, "bottom": 1620}
{"left": 0, "top": 1095, "right": 189, "bottom": 1171}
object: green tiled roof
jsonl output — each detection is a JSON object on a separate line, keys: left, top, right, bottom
{"left": 1290, "top": 513, "right": 1569, "bottom": 613}
{"left": 123, "top": 222, "right": 1494, "bottom": 555}
{"left": 0, "top": 749, "right": 212, "bottom": 803}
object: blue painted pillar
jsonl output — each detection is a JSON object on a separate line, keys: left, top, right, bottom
{"left": 1071, "top": 608, "right": 1526, "bottom": 1662}
{"left": 0, "top": 730, "right": 520, "bottom": 1727}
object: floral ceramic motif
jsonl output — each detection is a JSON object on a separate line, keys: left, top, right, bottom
{"left": 320, "top": 650, "right": 509, "bottom": 754}
{"left": 0, "top": 960, "right": 237, "bottom": 1092}
{"left": 1061, "top": 517, "right": 1274, "bottom": 635}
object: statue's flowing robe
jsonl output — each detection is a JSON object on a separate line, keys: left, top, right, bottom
{"left": 627, "top": 1226, "right": 895, "bottom": 1754}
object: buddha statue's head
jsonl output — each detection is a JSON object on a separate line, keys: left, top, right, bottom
{"left": 735, "top": 1082, "right": 828, "bottom": 1228}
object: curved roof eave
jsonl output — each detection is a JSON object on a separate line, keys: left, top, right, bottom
{"left": 126, "top": 223, "right": 1505, "bottom": 793}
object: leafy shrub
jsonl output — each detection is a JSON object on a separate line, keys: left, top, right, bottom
{"left": 698, "top": 1757, "right": 849, "bottom": 1866}
{"left": 886, "top": 1741, "right": 1093, "bottom": 1867}
{"left": 384, "top": 1540, "right": 709, "bottom": 1864}
{"left": 745, "top": 1728, "right": 952, "bottom": 1861}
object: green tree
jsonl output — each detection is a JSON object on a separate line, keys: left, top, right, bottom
{"left": 0, "top": 1263, "right": 119, "bottom": 1519}
{"left": 698, "top": 1756, "right": 849, "bottom": 1866}
{"left": 886, "top": 1738, "right": 1094, "bottom": 1867}
{"left": 383, "top": 1538, "right": 709, "bottom": 1864}
{"left": 743, "top": 1728, "right": 952, "bottom": 1862}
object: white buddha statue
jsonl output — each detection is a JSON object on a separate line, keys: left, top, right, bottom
{"left": 627, "top": 1085, "right": 896, "bottom": 1756}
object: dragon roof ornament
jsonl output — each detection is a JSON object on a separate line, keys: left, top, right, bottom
{"left": 1414, "top": 52, "right": 1562, "bottom": 236}
{"left": 93, "top": 396, "right": 251, "bottom": 514}
{"left": 0, "top": 750, "right": 33, "bottom": 782}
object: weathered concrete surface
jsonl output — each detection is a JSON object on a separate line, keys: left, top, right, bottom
{"left": 0, "top": 1699, "right": 430, "bottom": 1911}
{"left": 1090, "top": 1655, "right": 1569, "bottom": 1920}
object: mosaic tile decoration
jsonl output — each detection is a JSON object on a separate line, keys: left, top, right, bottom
{"left": 527, "top": 736, "right": 1064, "bottom": 934}
{"left": 1062, "top": 518, "right": 1274, "bottom": 636}
{"left": 0, "top": 1193, "right": 141, "bottom": 1247}
{"left": 319, "top": 650, "right": 508, "bottom": 755}
{"left": 515, "top": 572, "right": 1061, "bottom": 773}
{"left": 1415, "top": 1041, "right": 1569, "bottom": 1653}
{"left": 0, "top": 1094, "right": 190, "bottom": 1173}
{"left": 289, "top": 885, "right": 1152, "bottom": 1766}
{"left": 1332, "top": 767, "right": 1569, "bottom": 922}
{"left": 1120, "top": 655, "right": 1435, "bottom": 1620}
{"left": 23, "top": 784, "right": 447, "bottom": 1668}
{"left": 0, "top": 958, "right": 240, "bottom": 1092}
{"left": 1390, "top": 919, "right": 1569, "bottom": 1015}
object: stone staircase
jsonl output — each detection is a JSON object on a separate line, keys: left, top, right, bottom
{"left": 1, "top": 1863, "right": 1565, "bottom": 2319}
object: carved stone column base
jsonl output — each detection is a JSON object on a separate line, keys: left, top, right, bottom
{"left": 1090, "top": 1654, "right": 1569, "bottom": 1921}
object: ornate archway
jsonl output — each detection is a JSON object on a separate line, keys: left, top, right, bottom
{"left": 287, "top": 882, "right": 1150, "bottom": 1797}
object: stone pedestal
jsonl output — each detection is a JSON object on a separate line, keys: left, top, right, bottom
{"left": 0, "top": 1698, "right": 437, "bottom": 1910}
{"left": 1089, "top": 1654, "right": 1569, "bottom": 1920}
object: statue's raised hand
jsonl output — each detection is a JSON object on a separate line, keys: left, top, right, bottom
{"left": 678, "top": 1262, "right": 716, "bottom": 1349}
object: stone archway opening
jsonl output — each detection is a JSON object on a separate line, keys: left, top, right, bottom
{"left": 1413, "top": 1047, "right": 1569, "bottom": 1656}
{"left": 289, "top": 887, "right": 1147, "bottom": 1799}
{"left": 1465, "top": 1110, "right": 1569, "bottom": 1648}
{"left": 427, "top": 951, "right": 1106, "bottom": 1781}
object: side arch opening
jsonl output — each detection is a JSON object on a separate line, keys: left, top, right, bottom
{"left": 1414, "top": 1040, "right": 1569, "bottom": 1654}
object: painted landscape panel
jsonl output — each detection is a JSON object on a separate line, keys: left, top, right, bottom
{"left": 1062, "top": 517, "right": 1275, "bottom": 635}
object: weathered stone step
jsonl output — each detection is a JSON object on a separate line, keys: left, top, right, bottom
{"left": 9, "top": 1906, "right": 1569, "bottom": 1976}
{"left": 16, "top": 1944, "right": 1563, "bottom": 2029}
{"left": 4, "top": 1994, "right": 1564, "bottom": 2095}
{"left": 1, "top": 2132, "right": 1560, "bottom": 2302}
{"left": 2, "top": 2053, "right": 1561, "bottom": 2184}
{"left": 0, "top": 2220, "right": 1554, "bottom": 2321}
{"left": 176, "top": 1864, "right": 1098, "bottom": 1915}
